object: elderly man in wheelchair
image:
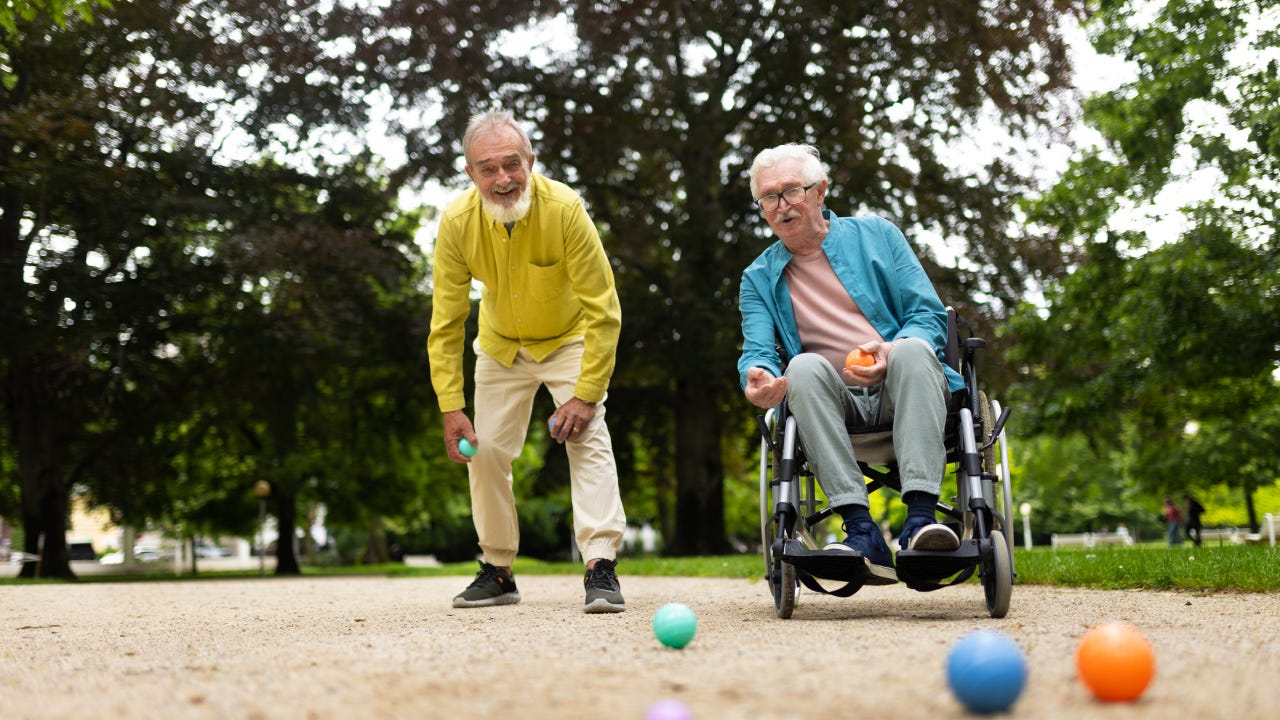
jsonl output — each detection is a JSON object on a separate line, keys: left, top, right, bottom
{"left": 738, "top": 143, "right": 1012, "bottom": 618}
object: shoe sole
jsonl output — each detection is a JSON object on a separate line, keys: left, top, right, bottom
{"left": 906, "top": 525, "right": 961, "bottom": 552}
{"left": 821, "top": 544, "right": 898, "bottom": 585}
{"left": 452, "top": 591, "right": 521, "bottom": 608}
{"left": 583, "top": 597, "right": 626, "bottom": 613}
{"left": 863, "top": 560, "right": 898, "bottom": 585}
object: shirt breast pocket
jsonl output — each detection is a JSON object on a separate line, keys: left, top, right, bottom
{"left": 527, "top": 260, "right": 571, "bottom": 302}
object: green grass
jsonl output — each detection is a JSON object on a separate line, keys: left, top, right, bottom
{"left": 383, "top": 555, "right": 766, "bottom": 580}
{"left": 6, "top": 543, "right": 1278, "bottom": 592}
{"left": 383, "top": 543, "right": 1280, "bottom": 593}
{"left": 1011, "top": 543, "right": 1280, "bottom": 592}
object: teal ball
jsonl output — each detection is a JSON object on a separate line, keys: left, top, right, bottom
{"left": 653, "top": 602, "right": 697, "bottom": 649}
{"left": 457, "top": 438, "right": 477, "bottom": 458}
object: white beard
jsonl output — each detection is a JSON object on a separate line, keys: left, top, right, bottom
{"left": 481, "top": 184, "right": 533, "bottom": 224}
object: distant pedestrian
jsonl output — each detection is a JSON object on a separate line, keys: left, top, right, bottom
{"left": 1184, "top": 493, "right": 1205, "bottom": 546}
{"left": 1162, "top": 495, "right": 1183, "bottom": 546}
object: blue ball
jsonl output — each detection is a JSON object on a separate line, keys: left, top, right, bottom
{"left": 946, "top": 629, "right": 1027, "bottom": 714}
{"left": 457, "top": 438, "right": 477, "bottom": 458}
{"left": 652, "top": 603, "right": 698, "bottom": 649}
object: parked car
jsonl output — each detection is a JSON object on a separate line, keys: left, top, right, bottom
{"left": 195, "top": 544, "right": 232, "bottom": 558}
{"left": 98, "top": 548, "right": 166, "bottom": 564}
{"left": 67, "top": 541, "right": 97, "bottom": 561}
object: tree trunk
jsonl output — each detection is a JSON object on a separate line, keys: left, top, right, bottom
{"left": 10, "top": 359, "right": 75, "bottom": 580}
{"left": 364, "top": 516, "right": 389, "bottom": 564}
{"left": 274, "top": 492, "right": 301, "bottom": 575}
{"left": 1244, "top": 481, "right": 1259, "bottom": 534}
{"left": 19, "top": 484, "right": 74, "bottom": 579}
{"left": 668, "top": 377, "right": 731, "bottom": 555}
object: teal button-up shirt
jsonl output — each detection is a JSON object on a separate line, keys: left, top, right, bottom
{"left": 737, "top": 211, "right": 964, "bottom": 393}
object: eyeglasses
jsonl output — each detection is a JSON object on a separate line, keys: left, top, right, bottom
{"left": 755, "top": 183, "right": 817, "bottom": 213}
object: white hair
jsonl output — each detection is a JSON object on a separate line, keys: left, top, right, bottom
{"left": 748, "top": 144, "right": 829, "bottom": 199}
{"left": 462, "top": 109, "right": 534, "bottom": 165}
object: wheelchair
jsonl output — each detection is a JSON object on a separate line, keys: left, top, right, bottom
{"left": 756, "top": 308, "right": 1014, "bottom": 619}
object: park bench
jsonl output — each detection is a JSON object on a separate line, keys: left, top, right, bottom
{"left": 1196, "top": 528, "right": 1243, "bottom": 545}
{"left": 1050, "top": 531, "right": 1134, "bottom": 548}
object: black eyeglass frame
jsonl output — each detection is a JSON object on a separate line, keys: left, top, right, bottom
{"left": 755, "top": 182, "right": 818, "bottom": 213}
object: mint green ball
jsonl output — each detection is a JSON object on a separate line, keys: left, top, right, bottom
{"left": 457, "top": 438, "right": 477, "bottom": 458}
{"left": 653, "top": 603, "right": 697, "bottom": 649}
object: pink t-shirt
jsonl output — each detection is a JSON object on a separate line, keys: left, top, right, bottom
{"left": 785, "top": 250, "right": 883, "bottom": 380}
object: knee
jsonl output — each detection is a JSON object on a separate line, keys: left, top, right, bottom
{"left": 783, "top": 353, "right": 835, "bottom": 389}
{"left": 891, "top": 337, "right": 933, "bottom": 362}
{"left": 888, "top": 338, "right": 941, "bottom": 376}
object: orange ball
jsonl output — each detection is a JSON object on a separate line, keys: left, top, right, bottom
{"left": 1076, "top": 622, "right": 1155, "bottom": 702}
{"left": 845, "top": 348, "right": 874, "bottom": 369}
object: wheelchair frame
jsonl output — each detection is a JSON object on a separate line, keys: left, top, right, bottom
{"left": 756, "top": 308, "right": 1014, "bottom": 619}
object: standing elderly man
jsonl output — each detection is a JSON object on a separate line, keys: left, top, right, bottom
{"left": 736, "top": 143, "right": 965, "bottom": 584}
{"left": 428, "top": 109, "right": 627, "bottom": 613}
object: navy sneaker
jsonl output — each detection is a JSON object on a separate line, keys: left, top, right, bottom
{"left": 899, "top": 516, "right": 961, "bottom": 551}
{"left": 823, "top": 521, "right": 898, "bottom": 585}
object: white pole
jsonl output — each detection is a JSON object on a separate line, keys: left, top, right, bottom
{"left": 1267, "top": 513, "right": 1275, "bottom": 548}
{"left": 1020, "top": 503, "right": 1032, "bottom": 551}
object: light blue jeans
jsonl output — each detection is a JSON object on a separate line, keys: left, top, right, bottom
{"left": 783, "top": 338, "right": 949, "bottom": 510}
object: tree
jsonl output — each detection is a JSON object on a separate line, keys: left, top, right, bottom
{"left": 0, "top": 0, "right": 110, "bottom": 88}
{"left": 0, "top": 1, "right": 436, "bottom": 577}
{"left": 360, "top": 0, "right": 1085, "bottom": 552}
{"left": 1008, "top": 0, "right": 1280, "bottom": 529}
{"left": 189, "top": 158, "right": 434, "bottom": 574}
{"left": 1, "top": 1, "right": 248, "bottom": 577}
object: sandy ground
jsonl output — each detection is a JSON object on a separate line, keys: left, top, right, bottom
{"left": 2, "top": 573, "right": 1278, "bottom": 719}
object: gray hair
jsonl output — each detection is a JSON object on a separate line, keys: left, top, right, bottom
{"left": 462, "top": 109, "right": 534, "bottom": 165}
{"left": 748, "top": 144, "right": 829, "bottom": 199}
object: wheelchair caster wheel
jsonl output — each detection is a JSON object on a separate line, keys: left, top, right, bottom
{"left": 982, "top": 529, "right": 1012, "bottom": 618}
{"left": 768, "top": 542, "right": 798, "bottom": 619}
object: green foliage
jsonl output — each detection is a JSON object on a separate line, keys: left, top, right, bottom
{"left": 1008, "top": 0, "right": 1280, "bottom": 523}
{"left": 1012, "top": 434, "right": 1163, "bottom": 538}
{"left": 0, "top": 0, "right": 107, "bottom": 33}
{"left": 0, "top": 0, "right": 110, "bottom": 89}
{"left": 0, "top": 1, "right": 450, "bottom": 574}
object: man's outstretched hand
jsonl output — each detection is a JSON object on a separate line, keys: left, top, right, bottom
{"left": 744, "top": 367, "right": 787, "bottom": 409}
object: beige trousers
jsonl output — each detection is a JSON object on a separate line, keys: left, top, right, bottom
{"left": 470, "top": 339, "right": 626, "bottom": 567}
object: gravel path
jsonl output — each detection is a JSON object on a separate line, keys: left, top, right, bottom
{"left": 3, "top": 574, "right": 1278, "bottom": 719}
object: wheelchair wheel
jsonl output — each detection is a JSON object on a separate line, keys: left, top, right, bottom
{"left": 766, "top": 532, "right": 799, "bottom": 619}
{"left": 982, "top": 529, "right": 1012, "bottom": 618}
{"left": 978, "top": 390, "right": 998, "bottom": 477}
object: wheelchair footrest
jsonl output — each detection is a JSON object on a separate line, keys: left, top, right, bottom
{"left": 896, "top": 539, "right": 981, "bottom": 590}
{"left": 781, "top": 540, "right": 868, "bottom": 583}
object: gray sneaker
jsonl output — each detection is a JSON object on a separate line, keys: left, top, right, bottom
{"left": 583, "top": 559, "right": 626, "bottom": 613}
{"left": 452, "top": 562, "right": 521, "bottom": 608}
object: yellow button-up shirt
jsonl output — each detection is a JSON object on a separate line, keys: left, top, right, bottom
{"left": 428, "top": 173, "right": 622, "bottom": 412}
